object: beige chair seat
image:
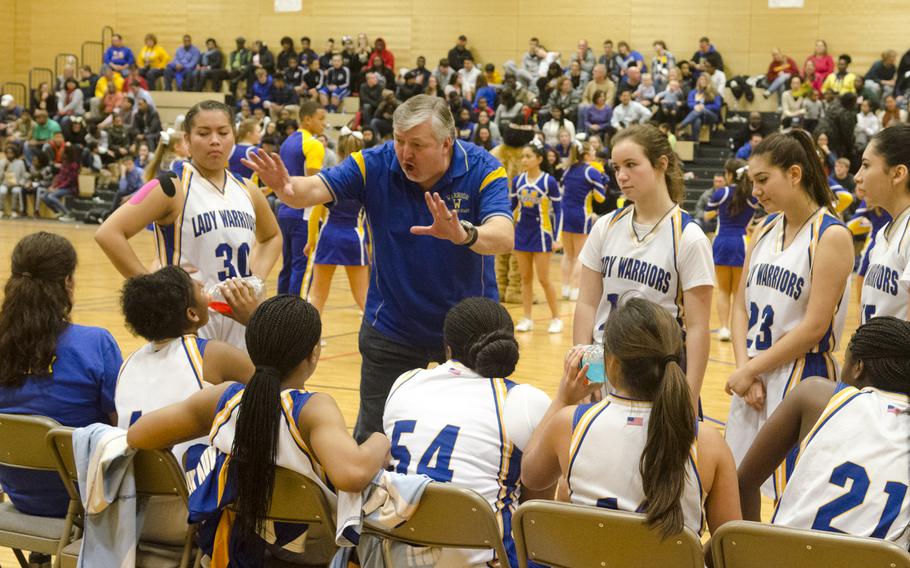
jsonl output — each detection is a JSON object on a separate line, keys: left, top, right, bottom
{"left": 0, "top": 501, "right": 67, "bottom": 554}
{"left": 60, "top": 538, "right": 188, "bottom": 568}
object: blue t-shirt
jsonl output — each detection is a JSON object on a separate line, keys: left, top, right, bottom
{"left": 103, "top": 46, "right": 136, "bottom": 68}
{"left": 0, "top": 324, "right": 122, "bottom": 517}
{"left": 318, "top": 140, "right": 512, "bottom": 346}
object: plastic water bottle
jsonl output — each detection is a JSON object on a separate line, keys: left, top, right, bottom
{"left": 580, "top": 344, "right": 607, "bottom": 383}
{"left": 205, "top": 276, "right": 264, "bottom": 315}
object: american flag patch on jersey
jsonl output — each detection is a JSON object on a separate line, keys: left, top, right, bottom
{"left": 627, "top": 416, "right": 643, "bottom": 426}
{"left": 887, "top": 405, "right": 901, "bottom": 415}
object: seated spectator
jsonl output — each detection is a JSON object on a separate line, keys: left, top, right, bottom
{"left": 432, "top": 58, "right": 454, "bottom": 90}
{"left": 302, "top": 57, "right": 325, "bottom": 100}
{"left": 319, "top": 54, "right": 351, "bottom": 112}
{"left": 570, "top": 38, "right": 596, "bottom": 82}
{"left": 807, "top": 39, "right": 835, "bottom": 84}
{"left": 476, "top": 111, "right": 502, "bottom": 146}
{"left": 763, "top": 48, "right": 801, "bottom": 99}
{"left": 285, "top": 55, "right": 305, "bottom": 94}
{"left": 473, "top": 75, "right": 497, "bottom": 110}
{"left": 535, "top": 49, "right": 563, "bottom": 97}
{"left": 611, "top": 90, "right": 652, "bottom": 131}
{"left": 598, "top": 39, "right": 623, "bottom": 83}
{"left": 816, "top": 131, "right": 838, "bottom": 172}
{"left": 11, "top": 111, "right": 32, "bottom": 144}
{"left": 362, "top": 55, "right": 395, "bottom": 89}
{"left": 249, "top": 40, "right": 275, "bottom": 78}
{"left": 676, "top": 73, "right": 721, "bottom": 141}
{"left": 653, "top": 79, "right": 685, "bottom": 129}
{"left": 396, "top": 70, "right": 421, "bottom": 102}
{"left": 276, "top": 36, "right": 297, "bottom": 72}
{"left": 692, "top": 36, "right": 724, "bottom": 73}
{"left": 782, "top": 76, "right": 808, "bottom": 130}
{"left": 100, "top": 81, "right": 124, "bottom": 117}
{"left": 633, "top": 73, "right": 656, "bottom": 107}
{"left": 31, "top": 82, "right": 57, "bottom": 116}
{"left": 165, "top": 35, "right": 201, "bottom": 91}
{"left": 650, "top": 40, "right": 676, "bottom": 89}
{"left": 216, "top": 37, "right": 251, "bottom": 95}
{"left": 822, "top": 54, "right": 858, "bottom": 94}
{"left": 359, "top": 72, "right": 383, "bottom": 123}
{"left": 56, "top": 78, "right": 84, "bottom": 121}
{"left": 247, "top": 68, "right": 273, "bottom": 111}
{"left": 78, "top": 65, "right": 99, "bottom": 106}
{"left": 193, "top": 38, "right": 224, "bottom": 92}
{"left": 566, "top": 60, "right": 585, "bottom": 91}
{"left": 36, "top": 145, "right": 80, "bottom": 221}
{"left": 864, "top": 49, "right": 897, "bottom": 99}
{"left": 585, "top": 89, "right": 613, "bottom": 141}
{"left": 105, "top": 113, "right": 133, "bottom": 159}
{"left": 578, "top": 64, "right": 616, "bottom": 129}
{"left": 368, "top": 37, "right": 395, "bottom": 70}
{"left": 855, "top": 98, "right": 882, "bottom": 150}
{"left": 0, "top": 144, "right": 28, "bottom": 218}
{"left": 298, "top": 36, "right": 318, "bottom": 66}
{"left": 318, "top": 38, "right": 336, "bottom": 70}
{"left": 879, "top": 94, "right": 907, "bottom": 128}
{"left": 0, "top": 232, "right": 121, "bottom": 517}
{"left": 0, "top": 94, "right": 23, "bottom": 138}
{"left": 541, "top": 105, "right": 575, "bottom": 146}
{"left": 268, "top": 74, "right": 299, "bottom": 115}
{"left": 369, "top": 89, "right": 399, "bottom": 137}
{"left": 55, "top": 65, "right": 77, "bottom": 94}
{"left": 133, "top": 97, "right": 162, "bottom": 149}
{"left": 549, "top": 76, "right": 581, "bottom": 124}
{"left": 801, "top": 88, "right": 823, "bottom": 133}
{"left": 617, "top": 41, "right": 646, "bottom": 74}
{"left": 25, "top": 110, "right": 61, "bottom": 163}
{"left": 103, "top": 34, "right": 135, "bottom": 77}
{"left": 615, "top": 65, "right": 642, "bottom": 103}
{"left": 340, "top": 37, "right": 361, "bottom": 87}
{"left": 483, "top": 63, "right": 502, "bottom": 86}
{"left": 455, "top": 107, "right": 476, "bottom": 141}
{"left": 473, "top": 124, "right": 496, "bottom": 150}
{"left": 91, "top": 66, "right": 124, "bottom": 116}
{"left": 854, "top": 75, "right": 880, "bottom": 109}
{"left": 458, "top": 58, "right": 482, "bottom": 100}
{"left": 677, "top": 59, "right": 695, "bottom": 91}
{"left": 703, "top": 57, "right": 726, "bottom": 96}
{"left": 823, "top": 92, "right": 859, "bottom": 161}
{"left": 138, "top": 33, "right": 170, "bottom": 90}
{"left": 125, "top": 66, "right": 148, "bottom": 93}
{"left": 44, "top": 131, "right": 66, "bottom": 166}
{"left": 107, "top": 155, "right": 145, "bottom": 214}
{"left": 410, "top": 55, "right": 432, "bottom": 86}
{"left": 803, "top": 59, "right": 823, "bottom": 93}
{"left": 735, "top": 132, "right": 764, "bottom": 160}
{"left": 447, "top": 34, "right": 472, "bottom": 71}
{"left": 28, "top": 153, "right": 54, "bottom": 211}
{"left": 829, "top": 156, "right": 856, "bottom": 193}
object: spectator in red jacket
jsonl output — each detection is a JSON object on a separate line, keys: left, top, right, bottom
{"left": 763, "top": 48, "right": 801, "bottom": 99}
{"left": 806, "top": 39, "right": 834, "bottom": 84}
{"left": 38, "top": 145, "right": 80, "bottom": 221}
{"left": 368, "top": 37, "right": 394, "bottom": 71}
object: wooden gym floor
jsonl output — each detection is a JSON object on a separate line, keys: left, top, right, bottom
{"left": 0, "top": 219, "right": 861, "bottom": 559}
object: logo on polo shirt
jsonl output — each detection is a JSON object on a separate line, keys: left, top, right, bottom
{"left": 449, "top": 192, "right": 471, "bottom": 215}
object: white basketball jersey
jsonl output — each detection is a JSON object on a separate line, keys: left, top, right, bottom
{"left": 587, "top": 206, "right": 702, "bottom": 343}
{"left": 115, "top": 335, "right": 208, "bottom": 463}
{"left": 383, "top": 362, "right": 522, "bottom": 567}
{"left": 745, "top": 209, "right": 850, "bottom": 357}
{"left": 860, "top": 208, "right": 910, "bottom": 323}
{"left": 567, "top": 395, "right": 705, "bottom": 535}
{"left": 773, "top": 385, "right": 910, "bottom": 547}
{"left": 154, "top": 163, "right": 257, "bottom": 289}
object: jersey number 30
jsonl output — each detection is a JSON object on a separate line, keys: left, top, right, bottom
{"left": 216, "top": 242, "right": 252, "bottom": 281}
{"left": 390, "top": 420, "right": 460, "bottom": 483}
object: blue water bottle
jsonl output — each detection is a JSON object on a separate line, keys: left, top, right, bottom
{"left": 580, "top": 344, "right": 606, "bottom": 383}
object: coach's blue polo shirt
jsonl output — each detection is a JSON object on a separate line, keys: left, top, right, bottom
{"left": 318, "top": 140, "right": 511, "bottom": 347}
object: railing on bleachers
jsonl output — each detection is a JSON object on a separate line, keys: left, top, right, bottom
{"left": 81, "top": 41, "right": 103, "bottom": 71}
{"left": 28, "top": 68, "right": 54, "bottom": 96}
{"left": 1, "top": 82, "right": 27, "bottom": 106}
{"left": 55, "top": 53, "right": 79, "bottom": 79}
{"left": 101, "top": 25, "right": 114, "bottom": 53}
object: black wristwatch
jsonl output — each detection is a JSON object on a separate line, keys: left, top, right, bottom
{"left": 458, "top": 220, "right": 479, "bottom": 247}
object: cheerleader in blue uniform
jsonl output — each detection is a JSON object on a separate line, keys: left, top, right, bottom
{"left": 559, "top": 141, "right": 607, "bottom": 301}
{"left": 512, "top": 143, "right": 563, "bottom": 333}
{"left": 704, "top": 158, "right": 761, "bottom": 341}
{"left": 303, "top": 127, "right": 369, "bottom": 317}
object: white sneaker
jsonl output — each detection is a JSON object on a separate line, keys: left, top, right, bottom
{"left": 548, "top": 318, "right": 564, "bottom": 333}
{"left": 718, "top": 327, "right": 732, "bottom": 342}
{"left": 561, "top": 285, "right": 571, "bottom": 299}
{"left": 569, "top": 288, "right": 579, "bottom": 301}
{"left": 58, "top": 214, "right": 75, "bottom": 222}
{"left": 320, "top": 338, "right": 328, "bottom": 347}
{"left": 515, "top": 317, "right": 534, "bottom": 332}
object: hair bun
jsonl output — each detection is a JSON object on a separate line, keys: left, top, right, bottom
{"left": 468, "top": 330, "right": 519, "bottom": 378}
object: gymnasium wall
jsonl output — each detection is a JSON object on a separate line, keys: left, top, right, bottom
{"left": 2, "top": 0, "right": 909, "bottom": 88}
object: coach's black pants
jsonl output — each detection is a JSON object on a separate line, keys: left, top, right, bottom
{"left": 353, "top": 321, "right": 445, "bottom": 443}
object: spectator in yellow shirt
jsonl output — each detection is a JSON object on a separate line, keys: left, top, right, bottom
{"left": 821, "top": 54, "right": 857, "bottom": 94}
{"left": 139, "top": 33, "right": 170, "bottom": 90}
{"left": 91, "top": 66, "right": 125, "bottom": 117}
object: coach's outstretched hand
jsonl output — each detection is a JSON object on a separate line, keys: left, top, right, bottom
{"left": 242, "top": 150, "right": 293, "bottom": 199}
{"left": 410, "top": 191, "right": 469, "bottom": 244}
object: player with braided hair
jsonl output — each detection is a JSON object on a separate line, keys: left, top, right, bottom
{"left": 128, "top": 295, "right": 389, "bottom": 564}
{"left": 382, "top": 297, "right": 552, "bottom": 567}
{"left": 739, "top": 316, "right": 910, "bottom": 546}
